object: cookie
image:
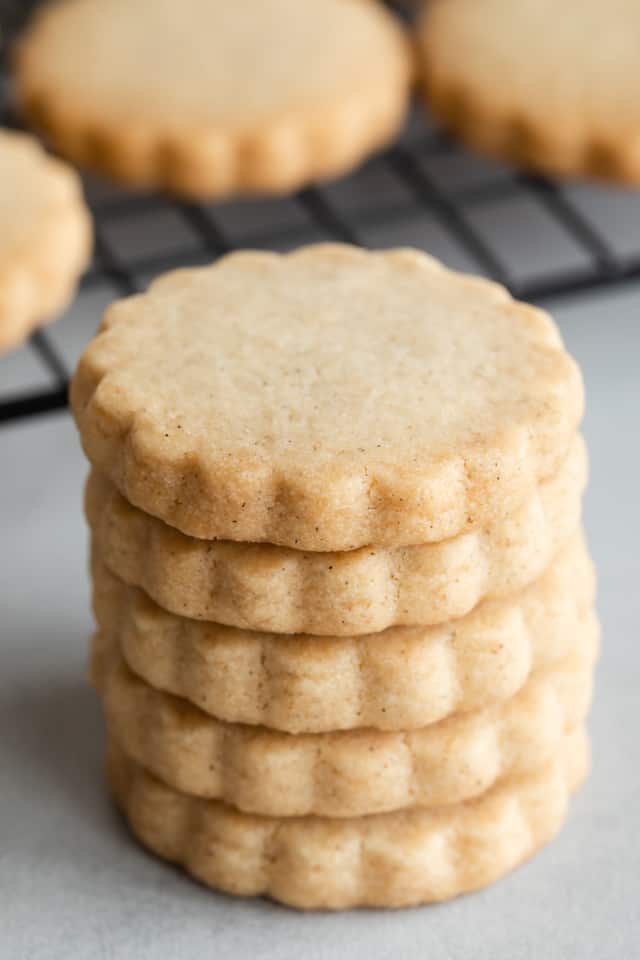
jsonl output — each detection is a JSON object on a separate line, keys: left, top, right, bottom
{"left": 107, "top": 728, "right": 589, "bottom": 909}
{"left": 94, "top": 624, "right": 596, "bottom": 818}
{"left": 418, "top": 0, "right": 640, "bottom": 183}
{"left": 92, "top": 533, "right": 595, "bottom": 734}
{"left": 86, "top": 433, "right": 586, "bottom": 636}
{"left": 0, "top": 129, "right": 92, "bottom": 353}
{"left": 71, "top": 246, "right": 583, "bottom": 551}
{"left": 15, "top": 0, "right": 411, "bottom": 198}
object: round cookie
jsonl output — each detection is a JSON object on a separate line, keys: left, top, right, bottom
{"left": 15, "top": 0, "right": 412, "bottom": 198}
{"left": 86, "top": 434, "right": 586, "bottom": 635}
{"left": 418, "top": 0, "right": 640, "bottom": 182}
{"left": 91, "top": 534, "right": 596, "bottom": 734}
{"left": 107, "top": 729, "right": 589, "bottom": 910}
{"left": 94, "top": 628, "right": 597, "bottom": 817}
{"left": 71, "top": 245, "right": 583, "bottom": 551}
{"left": 0, "top": 129, "right": 92, "bottom": 353}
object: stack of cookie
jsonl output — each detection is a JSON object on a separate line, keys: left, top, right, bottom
{"left": 72, "top": 245, "right": 597, "bottom": 910}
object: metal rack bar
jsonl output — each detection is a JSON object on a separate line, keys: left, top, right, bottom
{"left": 519, "top": 175, "right": 620, "bottom": 276}
{"left": 0, "top": 384, "right": 68, "bottom": 424}
{"left": 296, "top": 188, "right": 361, "bottom": 245}
{"left": 388, "top": 143, "right": 513, "bottom": 286}
{"left": 29, "top": 329, "right": 68, "bottom": 384}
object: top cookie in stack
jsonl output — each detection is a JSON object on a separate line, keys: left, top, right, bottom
{"left": 73, "top": 244, "right": 582, "bottom": 551}
{"left": 72, "top": 245, "right": 592, "bottom": 910}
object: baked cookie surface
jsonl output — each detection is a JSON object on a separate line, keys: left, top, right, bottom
{"left": 72, "top": 246, "right": 583, "bottom": 551}
{"left": 86, "top": 433, "right": 586, "bottom": 635}
{"left": 107, "top": 729, "right": 589, "bottom": 909}
{"left": 16, "top": 0, "right": 411, "bottom": 197}
{"left": 95, "top": 628, "right": 596, "bottom": 817}
{"left": 0, "top": 129, "right": 91, "bottom": 352}
{"left": 92, "top": 534, "right": 596, "bottom": 734}
{"left": 418, "top": 0, "right": 640, "bottom": 182}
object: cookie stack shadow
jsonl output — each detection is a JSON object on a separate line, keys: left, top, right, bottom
{"left": 73, "top": 246, "right": 598, "bottom": 910}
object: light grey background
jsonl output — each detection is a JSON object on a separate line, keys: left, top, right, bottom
{"left": 1, "top": 208, "right": 640, "bottom": 956}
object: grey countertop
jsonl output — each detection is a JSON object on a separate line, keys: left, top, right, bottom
{"left": 1, "top": 139, "right": 640, "bottom": 956}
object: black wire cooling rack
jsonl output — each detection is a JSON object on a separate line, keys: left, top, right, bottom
{"left": 2, "top": 2, "right": 640, "bottom": 426}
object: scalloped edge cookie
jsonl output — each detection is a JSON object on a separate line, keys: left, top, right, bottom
{"left": 107, "top": 727, "right": 589, "bottom": 909}
{"left": 15, "top": 0, "right": 412, "bottom": 198}
{"left": 71, "top": 246, "right": 583, "bottom": 551}
{"left": 92, "top": 533, "right": 596, "bottom": 733}
{"left": 417, "top": 0, "right": 640, "bottom": 183}
{"left": 0, "top": 129, "right": 92, "bottom": 353}
{"left": 87, "top": 433, "right": 586, "bottom": 636}
{"left": 94, "top": 627, "right": 596, "bottom": 818}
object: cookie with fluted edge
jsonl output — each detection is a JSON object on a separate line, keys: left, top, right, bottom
{"left": 107, "top": 728, "right": 589, "bottom": 909}
{"left": 86, "top": 434, "right": 586, "bottom": 636}
{"left": 15, "top": 0, "right": 411, "bottom": 198}
{"left": 418, "top": 0, "right": 640, "bottom": 183}
{"left": 92, "top": 533, "right": 595, "bottom": 734}
{"left": 93, "top": 625, "right": 596, "bottom": 818}
{"left": 71, "top": 245, "right": 583, "bottom": 551}
{"left": 0, "top": 129, "right": 92, "bottom": 353}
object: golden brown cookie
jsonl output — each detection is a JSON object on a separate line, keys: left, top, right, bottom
{"left": 94, "top": 626, "right": 596, "bottom": 817}
{"left": 71, "top": 246, "right": 583, "bottom": 551}
{"left": 92, "top": 534, "right": 596, "bottom": 733}
{"left": 85, "top": 433, "right": 586, "bottom": 635}
{"left": 107, "top": 728, "right": 590, "bottom": 909}
{"left": 15, "top": 0, "right": 411, "bottom": 197}
{"left": 418, "top": 0, "right": 640, "bottom": 182}
{"left": 0, "top": 128, "right": 92, "bottom": 353}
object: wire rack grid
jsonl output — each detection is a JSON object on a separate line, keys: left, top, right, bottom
{"left": 2, "top": 5, "right": 640, "bottom": 426}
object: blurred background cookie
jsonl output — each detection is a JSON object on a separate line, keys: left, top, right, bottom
{"left": 15, "top": 0, "right": 412, "bottom": 198}
{"left": 0, "top": 128, "right": 91, "bottom": 353}
{"left": 418, "top": 0, "right": 640, "bottom": 183}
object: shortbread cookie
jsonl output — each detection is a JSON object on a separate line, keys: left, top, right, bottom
{"left": 71, "top": 246, "right": 583, "bottom": 551}
{"left": 94, "top": 626, "right": 596, "bottom": 817}
{"left": 418, "top": 0, "right": 640, "bottom": 183}
{"left": 107, "top": 728, "right": 589, "bottom": 909}
{"left": 92, "top": 534, "right": 596, "bottom": 733}
{"left": 87, "top": 434, "right": 586, "bottom": 636}
{"left": 15, "top": 0, "right": 411, "bottom": 198}
{"left": 0, "top": 129, "right": 92, "bottom": 352}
